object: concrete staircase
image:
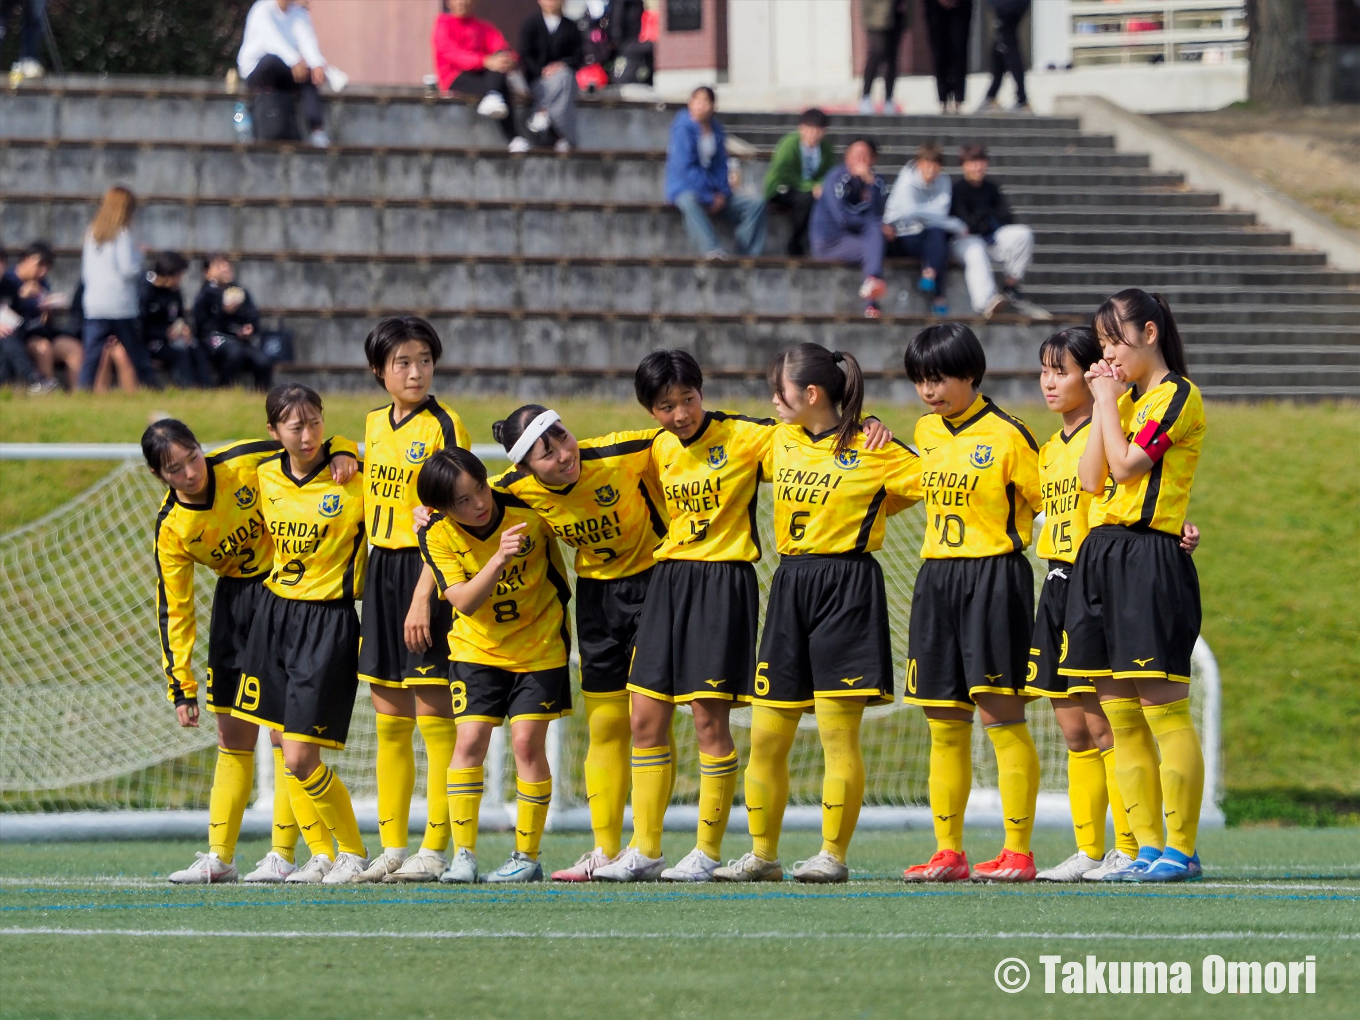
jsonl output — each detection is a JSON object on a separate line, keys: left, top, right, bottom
{"left": 2, "top": 78, "right": 1357, "bottom": 400}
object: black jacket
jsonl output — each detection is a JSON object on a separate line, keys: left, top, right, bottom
{"left": 192, "top": 280, "right": 260, "bottom": 344}
{"left": 518, "top": 12, "right": 584, "bottom": 83}
{"left": 140, "top": 276, "right": 185, "bottom": 347}
{"left": 950, "top": 177, "right": 1014, "bottom": 238}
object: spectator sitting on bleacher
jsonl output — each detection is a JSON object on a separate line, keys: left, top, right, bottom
{"left": 763, "top": 108, "right": 834, "bottom": 257}
{"left": 518, "top": 0, "right": 583, "bottom": 153}
{"left": 883, "top": 142, "right": 961, "bottom": 316}
{"left": 665, "top": 86, "right": 766, "bottom": 261}
{"left": 142, "top": 251, "right": 211, "bottom": 389}
{"left": 2, "top": 241, "right": 82, "bottom": 391}
{"left": 0, "top": 243, "right": 49, "bottom": 393}
{"left": 238, "top": 0, "right": 332, "bottom": 147}
{"left": 435, "top": 0, "right": 530, "bottom": 152}
{"left": 809, "top": 138, "right": 891, "bottom": 319}
{"left": 193, "top": 255, "right": 273, "bottom": 392}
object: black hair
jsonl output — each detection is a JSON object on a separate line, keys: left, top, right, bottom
{"left": 202, "top": 253, "right": 229, "bottom": 274}
{"left": 903, "top": 322, "right": 986, "bottom": 387}
{"left": 141, "top": 418, "right": 200, "bottom": 476}
{"left": 363, "top": 315, "right": 444, "bottom": 380}
{"left": 799, "top": 107, "right": 828, "bottom": 129}
{"left": 152, "top": 250, "right": 188, "bottom": 278}
{"left": 1093, "top": 288, "right": 1189, "bottom": 379}
{"left": 634, "top": 349, "right": 703, "bottom": 409}
{"left": 416, "top": 447, "right": 489, "bottom": 511}
{"left": 768, "top": 343, "right": 865, "bottom": 456}
{"left": 265, "top": 382, "right": 324, "bottom": 427}
{"left": 1039, "top": 325, "right": 1102, "bottom": 374}
{"left": 847, "top": 135, "right": 878, "bottom": 157}
{"left": 492, "top": 403, "right": 570, "bottom": 464}
{"left": 19, "top": 241, "right": 54, "bottom": 267}
{"left": 691, "top": 85, "right": 715, "bottom": 103}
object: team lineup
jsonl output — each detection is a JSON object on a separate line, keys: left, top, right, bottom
{"left": 147, "top": 286, "right": 1208, "bottom": 888}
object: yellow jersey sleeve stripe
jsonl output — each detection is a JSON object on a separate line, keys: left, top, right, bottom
{"left": 1138, "top": 374, "right": 1193, "bottom": 528}
{"left": 1005, "top": 481, "right": 1022, "bottom": 552}
{"left": 206, "top": 439, "right": 279, "bottom": 466}
{"left": 747, "top": 462, "right": 764, "bottom": 560}
{"left": 987, "top": 406, "right": 1040, "bottom": 453}
{"left": 580, "top": 436, "right": 657, "bottom": 460}
{"left": 152, "top": 497, "right": 191, "bottom": 703}
{"left": 418, "top": 513, "right": 450, "bottom": 593}
{"left": 853, "top": 485, "right": 888, "bottom": 554}
{"left": 341, "top": 525, "right": 366, "bottom": 602}
{"left": 639, "top": 481, "right": 667, "bottom": 539}
{"left": 545, "top": 549, "right": 574, "bottom": 659}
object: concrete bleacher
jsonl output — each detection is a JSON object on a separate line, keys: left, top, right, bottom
{"left": 2, "top": 79, "right": 1357, "bottom": 400}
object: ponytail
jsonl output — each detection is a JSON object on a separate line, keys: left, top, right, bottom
{"left": 1093, "top": 288, "right": 1189, "bottom": 379}
{"left": 768, "top": 343, "right": 865, "bottom": 456}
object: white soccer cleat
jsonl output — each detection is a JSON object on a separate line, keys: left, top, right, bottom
{"left": 485, "top": 851, "right": 544, "bottom": 883}
{"left": 550, "top": 846, "right": 614, "bottom": 882}
{"left": 439, "top": 847, "right": 479, "bottom": 884}
{"left": 791, "top": 851, "right": 849, "bottom": 884}
{"left": 243, "top": 851, "right": 297, "bottom": 884}
{"left": 384, "top": 847, "right": 447, "bottom": 883}
{"left": 477, "top": 91, "right": 510, "bottom": 120}
{"left": 168, "top": 851, "right": 238, "bottom": 885}
{"left": 322, "top": 851, "right": 370, "bottom": 885}
{"left": 591, "top": 846, "right": 666, "bottom": 883}
{"left": 713, "top": 851, "right": 784, "bottom": 883}
{"left": 1082, "top": 848, "right": 1137, "bottom": 882}
{"left": 1036, "top": 850, "right": 1105, "bottom": 882}
{"left": 357, "top": 849, "right": 408, "bottom": 883}
{"left": 285, "top": 853, "right": 333, "bottom": 884}
{"left": 660, "top": 847, "right": 721, "bottom": 882}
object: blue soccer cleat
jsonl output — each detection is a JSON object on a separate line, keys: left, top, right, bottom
{"left": 1112, "top": 845, "right": 1163, "bottom": 881}
{"left": 1134, "top": 848, "right": 1202, "bottom": 883}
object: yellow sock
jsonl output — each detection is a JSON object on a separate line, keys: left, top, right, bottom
{"left": 817, "top": 699, "right": 866, "bottom": 863}
{"left": 1103, "top": 698, "right": 1165, "bottom": 851}
{"left": 298, "top": 763, "right": 365, "bottom": 857}
{"left": 986, "top": 721, "right": 1040, "bottom": 855}
{"left": 1102, "top": 747, "right": 1138, "bottom": 857}
{"left": 745, "top": 706, "right": 800, "bottom": 862}
{"left": 629, "top": 745, "right": 672, "bottom": 859}
{"left": 927, "top": 719, "right": 972, "bottom": 853}
{"left": 1143, "top": 699, "right": 1204, "bottom": 856}
{"left": 583, "top": 694, "right": 631, "bottom": 857}
{"left": 696, "top": 750, "right": 739, "bottom": 861}
{"left": 416, "top": 716, "right": 458, "bottom": 854}
{"left": 515, "top": 777, "right": 553, "bottom": 859}
{"left": 374, "top": 713, "right": 416, "bottom": 852}
{"left": 285, "top": 767, "right": 334, "bottom": 858}
{"left": 1066, "top": 748, "right": 1107, "bottom": 858}
{"left": 270, "top": 747, "right": 298, "bottom": 863}
{"left": 446, "top": 765, "right": 484, "bottom": 853}
{"left": 207, "top": 747, "right": 253, "bottom": 863}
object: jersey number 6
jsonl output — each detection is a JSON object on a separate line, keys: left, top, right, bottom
{"left": 754, "top": 662, "right": 770, "bottom": 697}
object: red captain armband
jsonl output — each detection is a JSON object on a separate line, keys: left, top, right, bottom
{"left": 1133, "top": 419, "right": 1173, "bottom": 462}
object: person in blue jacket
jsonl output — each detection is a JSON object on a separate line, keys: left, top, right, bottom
{"left": 664, "top": 86, "right": 767, "bottom": 260}
{"left": 809, "top": 137, "right": 891, "bottom": 319}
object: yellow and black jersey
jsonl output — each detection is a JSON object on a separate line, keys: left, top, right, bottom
{"left": 364, "top": 395, "right": 470, "bottom": 549}
{"left": 256, "top": 438, "right": 368, "bottom": 602}
{"left": 913, "top": 395, "right": 1041, "bottom": 559}
{"left": 651, "top": 411, "right": 777, "bottom": 563}
{"left": 1089, "top": 374, "right": 1205, "bottom": 535}
{"left": 763, "top": 424, "right": 922, "bottom": 555}
{"left": 418, "top": 493, "right": 571, "bottom": 673}
{"left": 1036, "top": 420, "right": 1092, "bottom": 564}
{"left": 493, "top": 428, "right": 667, "bottom": 581}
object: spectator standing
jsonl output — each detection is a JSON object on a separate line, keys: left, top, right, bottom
{"left": 977, "top": 0, "right": 1031, "bottom": 113}
{"left": 193, "top": 255, "right": 274, "bottom": 391}
{"left": 2, "top": 0, "right": 47, "bottom": 79}
{"left": 664, "top": 86, "right": 766, "bottom": 260}
{"left": 80, "top": 185, "right": 157, "bottom": 391}
{"left": 923, "top": 0, "right": 972, "bottom": 114}
{"left": 142, "top": 251, "right": 212, "bottom": 388}
{"left": 434, "top": 0, "right": 529, "bottom": 152}
{"left": 950, "top": 144, "right": 1047, "bottom": 318}
{"left": 3, "top": 241, "right": 82, "bottom": 390}
{"left": 860, "top": 0, "right": 911, "bottom": 115}
{"left": 518, "top": 0, "right": 583, "bottom": 152}
{"left": 763, "top": 108, "right": 834, "bottom": 257}
{"left": 883, "top": 142, "right": 962, "bottom": 316}
{"left": 237, "top": 0, "right": 332, "bottom": 147}
{"left": 809, "top": 138, "right": 891, "bottom": 319}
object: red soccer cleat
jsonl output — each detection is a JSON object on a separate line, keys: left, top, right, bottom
{"left": 971, "top": 848, "right": 1037, "bottom": 882}
{"left": 902, "top": 848, "right": 970, "bottom": 883}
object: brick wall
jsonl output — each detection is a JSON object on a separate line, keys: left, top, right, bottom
{"left": 655, "top": 0, "right": 729, "bottom": 71}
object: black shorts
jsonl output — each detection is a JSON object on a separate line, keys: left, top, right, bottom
{"left": 627, "top": 559, "right": 759, "bottom": 704}
{"left": 205, "top": 574, "right": 266, "bottom": 714}
{"left": 1060, "top": 525, "right": 1201, "bottom": 685}
{"left": 450, "top": 661, "right": 573, "bottom": 725}
{"left": 1026, "top": 563, "right": 1093, "bottom": 697}
{"left": 576, "top": 568, "right": 654, "bottom": 696}
{"left": 756, "top": 554, "right": 895, "bottom": 709}
{"left": 904, "top": 552, "right": 1034, "bottom": 711}
{"left": 234, "top": 589, "right": 361, "bottom": 748}
{"left": 358, "top": 546, "right": 453, "bottom": 688}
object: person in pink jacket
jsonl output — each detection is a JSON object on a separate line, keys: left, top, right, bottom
{"left": 433, "top": 0, "right": 527, "bottom": 150}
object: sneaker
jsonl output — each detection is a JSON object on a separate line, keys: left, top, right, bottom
{"left": 168, "top": 851, "right": 238, "bottom": 885}
{"left": 553, "top": 138, "right": 572, "bottom": 154}
{"left": 931, "top": 300, "right": 950, "bottom": 316}
{"left": 308, "top": 129, "right": 331, "bottom": 148}
{"left": 477, "top": 91, "right": 510, "bottom": 120}
{"left": 1082, "top": 847, "right": 1136, "bottom": 881}
{"left": 592, "top": 845, "right": 666, "bottom": 882}
{"left": 1112, "top": 845, "right": 1163, "bottom": 882}
{"left": 704, "top": 249, "right": 729, "bottom": 262}
{"left": 508, "top": 136, "right": 532, "bottom": 153}
{"left": 858, "top": 276, "right": 887, "bottom": 303}
{"left": 972, "top": 849, "right": 1037, "bottom": 882}
{"left": 1011, "top": 101, "right": 1033, "bottom": 115}
{"left": 1035, "top": 850, "right": 1103, "bottom": 882}
{"left": 863, "top": 305, "right": 883, "bottom": 320}
{"left": 285, "top": 853, "right": 333, "bottom": 884}
{"left": 385, "top": 847, "right": 447, "bottom": 883}
{"left": 713, "top": 851, "right": 784, "bottom": 883}
{"left": 792, "top": 851, "right": 849, "bottom": 884}
{"left": 903, "top": 849, "right": 969, "bottom": 883}
{"left": 16, "top": 58, "right": 44, "bottom": 79}
{"left": 357, "top": 849, "right": 408, "bottom": 883}
{"left": 527, "top": 109, "right": 552, "bottom": 135}
{"left": 983, "top": 292, "right": 1010, "bottom": 320}
{"left": 917, "top": 274, "right": 937, "bottom": 295}
{"left": 858, "top": 95, "right": 875, "bottom": 115}
{"left": 1133, "top": 848, "right": 1202, "bottom": 883}
{"left": 976, "top": 97, "right": 1001, "bottom": 114}
{"left": 27, "top": 378, "right": 58, "bottom": 395}
{"left": 551, "top": 846, "right": 615, "bottom": 882}
{"left": 439, "top": 847, "right": 479, "bottom": 884}
{"left": 243, "top": 851, "right": 297, "bottom": 884}
{"left": 660, "top": 847, "right": 721, "bottom": 882}
{"left": 321, "top": 851, "right": 370, "bottom": 884}
{"left": 485, "top": 850, "right": 544, "bottom": 883}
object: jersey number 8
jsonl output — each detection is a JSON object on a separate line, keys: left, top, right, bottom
{"left": 450, "top": 679, "right": 468, "bottom": 715}
{"left": 492, "top": 600, "right": 520, "bottom": 623}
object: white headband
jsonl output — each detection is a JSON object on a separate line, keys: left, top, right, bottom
{"left": 506, "top": 409, "right": 562, "bottom": 464}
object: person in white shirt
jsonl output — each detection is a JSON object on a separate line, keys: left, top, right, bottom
{"left": 238, "top": 0, "right": 331, "bottom": 146}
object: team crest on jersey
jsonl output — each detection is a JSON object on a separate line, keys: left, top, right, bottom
{"left": 233, "top": 484, "right": 257, "bottom": 509}
{"left": 969, "top": 443, "right": 995, "bottom": 469}
{"left": 835, "top": 449, "right": 860, "bottom": 470}
{"left": 1135, "top": 406, "right": 1151, "bottom": 426}
{"left": 318, "top": 493, "right": 343, "bottom": 517}
{"left": 706, "top": 445, "right": 727, "bottom": 470}
{"left": 405, "top": 441, "right": 428, "bottom": 464}
{"left": 593, "top": 484, "right": 620, "bottom": 507}
{"left": 514, "top": 535, "right": 536, "bottom": 558}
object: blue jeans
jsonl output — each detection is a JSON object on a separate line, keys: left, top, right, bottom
{"left": 79, "top": 317, "right": 158, "bottom": 390}
{"left": 673, "top": 190, "right": 767, "bottom": 257}
{"left": 888, "top": 228, "right": 950, "bottom": 294}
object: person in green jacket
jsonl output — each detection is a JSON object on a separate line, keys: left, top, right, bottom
{"left": 762, "top": 108, "right": 834, "bottom": 257}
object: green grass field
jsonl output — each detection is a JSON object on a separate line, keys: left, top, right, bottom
{"left": 1, "top": 829, "right": 1356, "bottom": 1019}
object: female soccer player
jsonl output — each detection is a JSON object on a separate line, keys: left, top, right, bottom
{"left": 901, "top": 323, "right": 1044, "bottom": 883}
{"left": 490, "top": 405, "right": 669, "bottom": 881}
{"left": 1065, "top": 289, "right": 1208, "bottom": 883}
{"left": 715, "top": 344, "right": 920, "bottom": 884}
{"left": 147, "top": 418, "right": 354, "bottom": 885}
{"left": 356, "top": 317, "right": 472, "bottom": 884}
{"left": 416, "top": 447, "right": 573, "bottom": 884}
{"left": 233, "top": 384, "right": 370, "bottom": 885}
